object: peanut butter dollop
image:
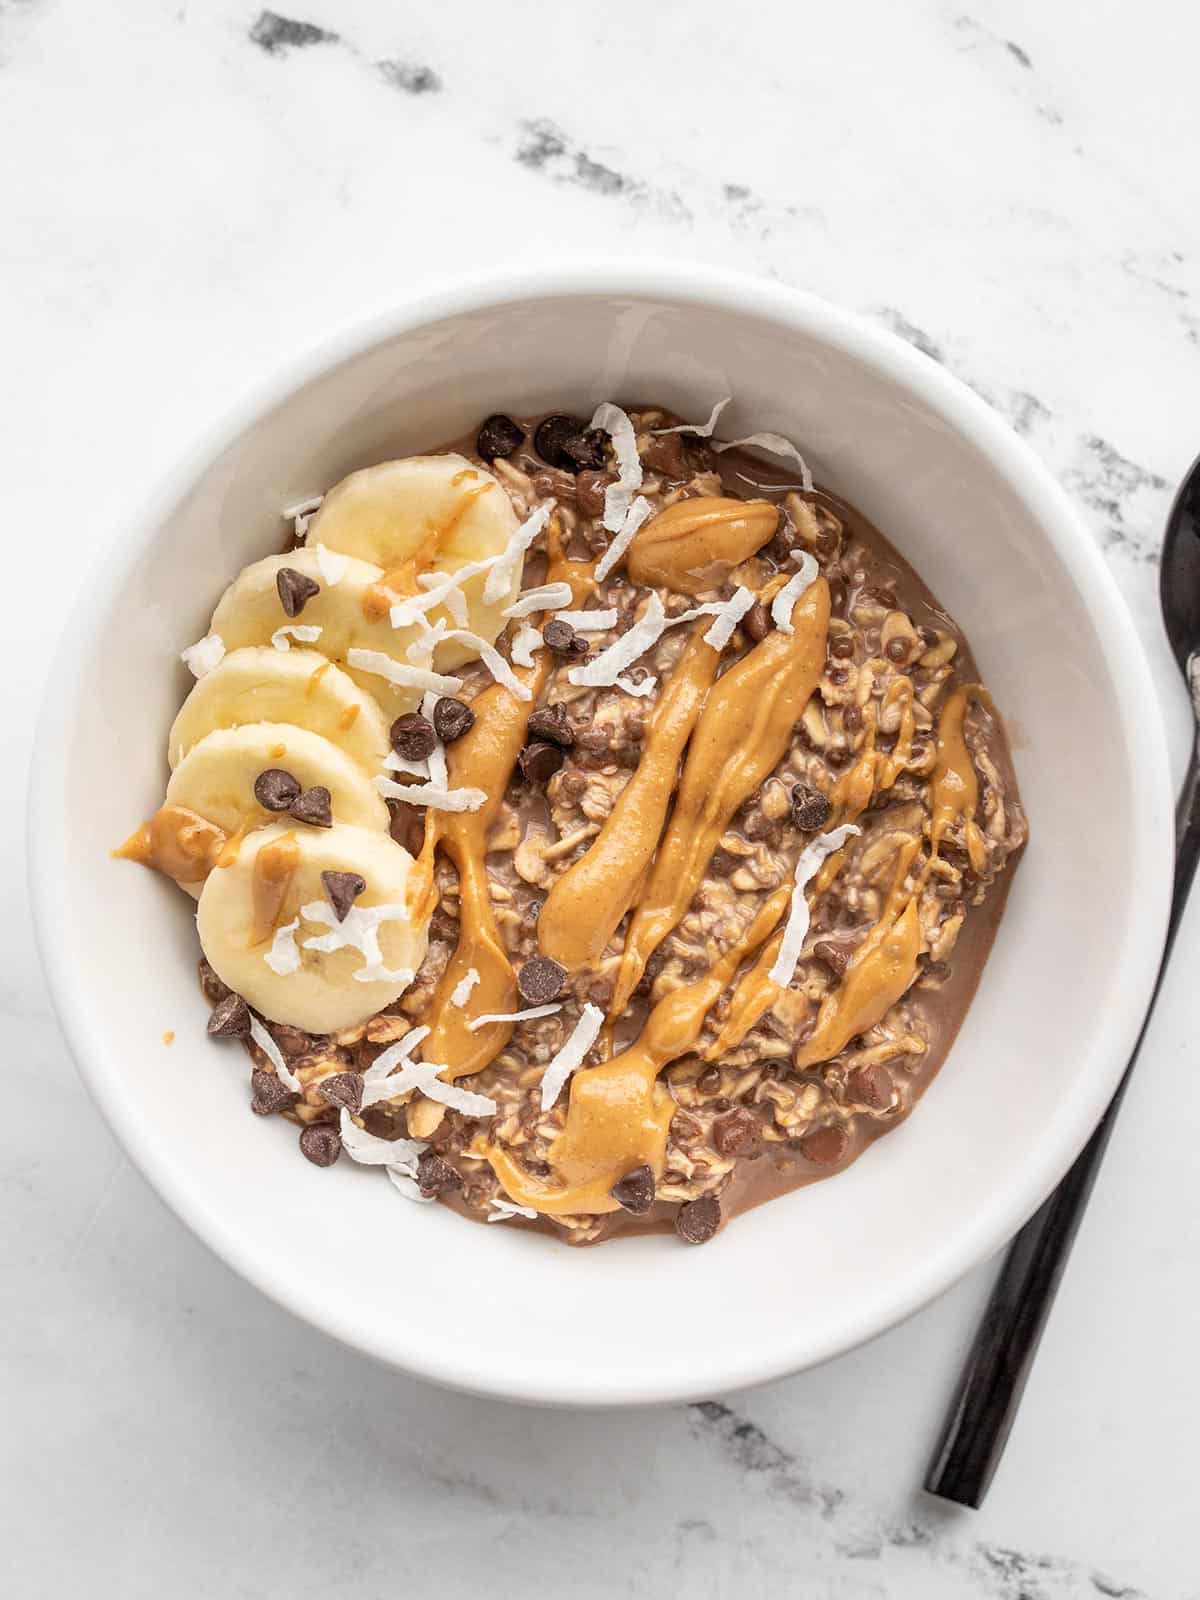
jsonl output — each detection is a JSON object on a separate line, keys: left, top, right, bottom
{"left": 114, "top": 804, "right": 227, "bottom": 884}
{"left": 627, "top": 497, "right": 780, "bottom": 595}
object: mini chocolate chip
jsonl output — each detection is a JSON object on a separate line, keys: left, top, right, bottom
{"left": 254, "top": 767, "right": 302, "bottom": 811}
{"left": 812, "top": 939, "right": 852, "bottom": 978}
{"left": 712, "top": 1107, "right": 760, "bottom": 1157}
{"left": 575, "top": 470, "right": 609, "bottom": 518}
{"left": 829, "top": 634, "right": 855, "bottom": 659}
{"left": 387, "top": 797, "right": 426, "bottom": 856}
{"left": 827, "top": 665, "right": 849, "bottom": 685}
{"left": 276, "top": 566, "right": 320, "bottom": 617}
{"left": 527, "top": 703, "right": 575, "bottom": 748}
{"left": 676, "top": 1194, "right": 721, "bottom": 1244}
{"left": 207, "top": 992, "right": 251, "bottom": 1038}
{"left": 611, "top": 1164, "right": 656, "bottom": 1215}
{"left": 542, "top": 618, "right": 588, "bottom": 656}
{"left": 299, "top": 1123, "right": 341, "bottom": 1167}
{"left": 517, "top": 956, "right": 567, "bottom": 1004}
{"left": 743, "top": 601, "right": 771, "bottom": 643}
{"left": 519, "top": 741, "right": 564, "bottom": 785}
{"left": 791, "top": 783, "right": 832, "bottom": 831}
{"left": 845, "top": 1063, "right": 894, "bottom": 1111}
{"left": 433, "top": 696, "right": 475, "bottom": 743}
{"left": 799, "top": 1124, "right": 849, "bottom": 1165}
{"left": 416, "top": 1150, "right": 463, "bottom": 1198}
{"left": 389, "top": 712, "right": 438, "bottom": 761}
{"left": 886, "top": 637, "right": 910, "bottom": 663}
{"left": 476, "top": 413, "right": 525, "bottom": 462}
{"left": 318, "top": 1071, "right": 363, "bottom": 1112}
{"left": 534, "top": 413, "right": 589, "bottom": 470}
{"left": 198, "top": 957, "right": 231, "bottom": 1005}
{"left": 562, "top": 427, "right": 608, "bottom": 471}
{"left": 321, "top": 870, "right": 365, "bottom": 922}
{"left": 289, "top": 786, "right": 332, "bottom": 827}
{"left": 697, "top": 1065, "right": 723, "bottom": 1096}
{"left": 250, "top": 1069, "right": 297, "bottom": 1116}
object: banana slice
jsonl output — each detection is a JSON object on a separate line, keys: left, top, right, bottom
{"left": 197, "top": 822, "right": 430, "bottom": 1032}
{"left": 306, "top": 454, "right": 522, "bottom": 648}
{"left": 168, "top": 648, "right": 391, "bottom": 773}
{"left": 165, "top": 723, "right": 391, "bottom": 900}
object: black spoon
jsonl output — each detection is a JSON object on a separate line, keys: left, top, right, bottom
{"left": 925, "top": 453, "right": 1200, "bottom": 1508}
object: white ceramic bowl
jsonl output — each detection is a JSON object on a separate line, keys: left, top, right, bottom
{"left": 31, "top": 263, "right": 1172, "bottom": 1405}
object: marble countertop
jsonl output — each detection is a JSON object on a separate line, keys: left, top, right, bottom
{"left": 5, "top": 1, "right": 1199, "bottom": 1595}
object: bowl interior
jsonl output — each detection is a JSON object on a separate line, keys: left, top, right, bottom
{"left": 35, "top": 279, "right": 1170, "bottom": 1403}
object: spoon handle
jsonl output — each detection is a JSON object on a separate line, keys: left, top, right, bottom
{"left": 925, "top": 742, "right": 1200, "bottom": 1507}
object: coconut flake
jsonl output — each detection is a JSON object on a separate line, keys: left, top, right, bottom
{"left": 567, "top": 592, "right": 667, "bottom": 691}
{"left": 363, "top": 1025, "right": 430, "bottom": 1084}
{"left": 712, "top": 432, "right": 814, "bottom": 494}
{"left": 429, "top": 627, "right": 531, "bottom": 701}
{"left": 271, "top": 623, "right": 323, "bottom": 652}
{"left": 248, "top": 1016, "right": 302, "bottom": 1093}
{"left": 338, "top": 1106, "right": 427, "bottom": 1167}
{"left": 652, "top": 396, "right": 733, "bottom": 437}
{"left": 503, "top": 581, "right": 573, "bottom": 619}
{"left": 590, "top": 403, "right": 643, "bottom": 533}
{"left": 450, "top": 968, "right": 481, "bottom": 1007}
{"left": 353, "top": 962, "right": 415, "bottom": 986}
{"left": 383, "top": 750, "right": 430, "bottom": 779}
{"left": 264, "top": 917, "right": 301, "bottom": 977}
{"left": 346, "top": 648, "right": 462, "bottom": 697}
{"left": 427, "top": 741, "right": 448, "bottom": 790}
{"left": 487, "top": 1196, "right": 539, "bottom": 1223}
{"left": 300, "top": 899, "right": 414, "bottom": 989}
{"left": 701, "top": 586, "right": 757, "bottom": 652}
{"left": 539, "top": 1002, "right": 604, "bottom": 1111}
{"left": 283, "top": 494, "right": 323, "bottom": 520}
{"left": 405, "top": 618, "right": 450, "bottom": 665}
{"left": 374, "top": 774, "right": 487, "bottom": 812}
{"left": 770, "top": 551, "right": 820, "bottom": 636}
{"left": 387, "top": 1168, "right": 434, "bottom": 1203}
{"left": 768, "top": 824, "right": 862, "bottom": 988}
{"left": 467, "top": 1004, "right": 562, "bottom": 1033}
{"left": 313, "top": 543, "right": 347, "bottom": 585}
{"left": 614, "top": 672, "right": 657, "bottom": 698}
{"left": 594, "top": 494, "right": 653, "bottom": 583}
{"left": 361, "top": 1037, "right": 496, "bottom": 1116}
{"left": 181, "top": 633, "right": 225, "bottom": 679}
{"left": 552, "top": 608, "right": 617, "bottom": 632}
{"left": 483, "top": 503, "right": 553, "bottom": 605}
{"left": 510, "top": 624, "right": 543, "bottom": 668}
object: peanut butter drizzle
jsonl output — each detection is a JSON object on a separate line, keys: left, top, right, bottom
{"left": 537, "top": 623, "right": 721, "bottom": 969}
{"left": 361, "top": 483, "right": 495, "bottom": 622}
{"left": 930, "top": 683, "right": 990, "bottom": 873}
{"left": 249, "top": 832, "right": 299, "bottom": 945}
{"left": 476, "top": 889, "right": 791, "bottom": 1215}
{"left": 609, "top": 577, "right": 831, "bottom": 1018}
{"left": 627, "top": 496, "right": 779, "bottom": 595}
{"left": 114, "top": 805, "right": 227, "bottom": 884}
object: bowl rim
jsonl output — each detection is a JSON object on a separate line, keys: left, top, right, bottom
{"left": 29, "top": 259, "right": 1174, "bottom": 1406}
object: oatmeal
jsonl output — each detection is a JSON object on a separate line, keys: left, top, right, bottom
{"left": 119, "top": 400, "right": 1026, "bottom": 1246}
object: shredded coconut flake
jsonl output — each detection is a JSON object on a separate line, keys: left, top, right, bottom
{"left": 483, "top": 503, "right": 552, "bottom": 605}
{"left": 552, "top": 608, "right": 617, "bottom": 632}
{"left": 313, "top": 543, "right": 347, "bottom": 585}
{"left": 614, "top": 672, "right": 657, "bottom": 697}
{"left": 653, "top": 396, "right": 733, "bottom": 437}
{"left": 300, "top": 899, "right": 414, "bottom": 989}
{"left": 432, "top": 627, "right": 532, "bottom": 701}
{"left": 427, "top": 741, "right": 448, "bottom": 790}
{"left": 488, "top": 1196, "right": 539, "bottom": 1223}
{"left": 450, "top": 968, "right": 481, "bottom": 1007}
{"left": 510, "top": 624, "right": 543, "bottom": 668}
{"left": 702, "top": 586, "right": 756, "bottom": 651}
{"left": 264, "top": 917, "right": 301, "bottom": 977}
{"left": 539, "top": 1002, "right": 604, "bottom": 1111}
{"left": 713, "top": 431, "right": 814, "bottom": 494}
{"left": 338, "top": 1106, "right": 427, "bottom": 1167}
{"left": 181, "top": 633, "right": 225, "bottom": 679}
{"left": 375, "top": 774, "right": 487, "bottom": 812}
{"left": 590, "top": 402, "right": 643, "bottom": 533}
{"left": 388, "top": 557, "right": 490, "bottom": 630}
{"left": 248, "top": 1016, "right": 301, "bottom": 1093}
{"left": 346, "top": 648, "right": 462, "bottom": 696}
{"left": 503, "top": 581, "right": 572, "bottom": 619}
{"left": 594, "top": 494, "right": 653, "bottom": 583}
{"left": 361, "top": 1033, "right": 496, "bottom": 1116}
{"left": 771, "top": 551, "right": 820, "bottom": 635}
{"left": 567, "top": 593, "right": 667, "bottom": 691}
{"left": 768, "top": 824, "right": 862, "bottom": 988}
{"left": 283, "top": 494, "right": 323, "bottom": 520}
{"left": 467, "top": 1003, "right": 562, "bottom": 1033}
{"left": 387, "top": 1167, "right": 434, "bottom": 1203}
{"left": 271, "top": 623, "right": 323, "bottom": 652}
{"left": 383, "top": 750, "right": 430, "bottom": 779}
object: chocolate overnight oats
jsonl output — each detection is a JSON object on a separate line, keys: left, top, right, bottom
{"left": 119, "top": 398, "right": 1026, "bottom": 1245}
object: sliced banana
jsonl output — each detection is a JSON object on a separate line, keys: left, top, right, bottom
{"left": 165, "top": 723, "right": 391, "bottom": 901}
{"left": 306, "top": 453, "right": 522, "bottom": 649}
{"left": 197, "top": 822, "right": 429, "bottom": 1032}
{"left": 168, "top": 647, "right": 392, "bottom": 773}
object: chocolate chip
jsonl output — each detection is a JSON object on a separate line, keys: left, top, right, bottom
{"left": 299, "top": 1123, "right": 341, "bottom": 1167}
{"left": 527, "top": 703, "right": 575, "bottom": 749}
{"left": 318, "top": 1072, "right": 363, "bottom": 1112}
{"left": 829, "top": 634, "right": 855, "bottom": 659}
{"left": 542, "top": 618, "right": 588, "bottom": 656}
{"left": 416, "top": 1150, "right": 462, "bottom": 1197}
{"left": 885, "top": 637, "right": 910, "bottom": 663}
{"left": 207, "top": 992, "right": 251, "bottom": 1038}
{"left": 199, "top": 958, "right": 231, "bottom": 1006}
{"left": 827, "top": 665, "right": 849, "bottom": 686}
{"left": 276, "top": 566, "right": 320, "bottom": 617}
{"left": 517, "top": 956, "right": 567, "bottom": 1005}
{"left": 697, "top": 1065, "right": 723, "bottom": 1096}
{"left": 476, "top": 413, "right": 524, "bottom": 462}
{"left": 790, "top": 783, "right": 832, "bottom": 831}
{"left": 712, "top": 1107, "right": 760, "bottom": 1157}
{"left": 812, "top": 939, "right": 852, "bottom": 979}
{"left": 561, "top": 427, "right": 608, "bottom": 471}
{"left": 845, "top": 1063, "right": 893, "bottom": 1111}
{"left": 389, "top": 712, "right": 438, "bottom": 761}
{"left": 611, "top": 1164, "right": 656, "bottom": 1215}
{"left": 250, "top": 1069, "right": 297, "bottom": 1116}
{"left": 799, "top": 1124, "right": 849, "bottom": 1165}
{"left": 534, "top": 413, "right": 588, "bottom": 470}
{"left": 575, "top": 470, "right": 609, "bottom": 518}
{"left": 321, "top": 870, "right": 365, "bottom": 922}
{"left": 743, "top": 601, "right": 771, "bottom": 643}
{"left": 675, "top": 1194, "right": 721, "bottom": 1244}
{"left": 433, "top": 696, "right": 475, "bottom": 743}
{"left": 254, "top": 767, "right": 301, "bottom": 811}
{"left": 289, "top": 786, "right": 332, "bottom": 827}
{"left": 518, "top": 741, "right": 564, "bottom": 785}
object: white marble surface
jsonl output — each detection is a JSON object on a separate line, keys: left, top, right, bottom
{"left": 4, "top": 1, "right": 1199, "bottom": 1594}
